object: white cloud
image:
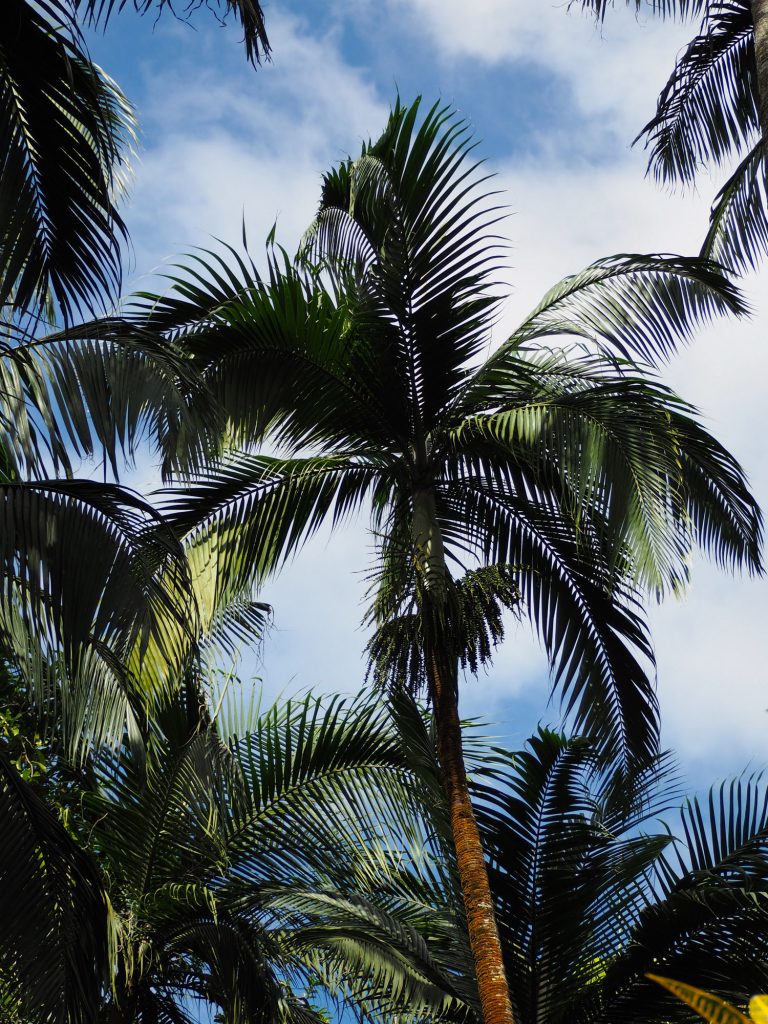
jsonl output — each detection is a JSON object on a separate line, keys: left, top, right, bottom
{"left": 122, "top": 12, "right": 387, "bottom": 281}
{"left": 386, "top": 0, "right": 695, "bottom": 141}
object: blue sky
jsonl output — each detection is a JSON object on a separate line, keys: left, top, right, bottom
{"left": 82, "top": 0, "right": 767, "bottom": 787}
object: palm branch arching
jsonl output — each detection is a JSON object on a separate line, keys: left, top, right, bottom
{"left": 120, "top": 99, "right": 763, "bottom": 1024}
{"left": 575, "top": 0, "right": 768, "bottom": 273}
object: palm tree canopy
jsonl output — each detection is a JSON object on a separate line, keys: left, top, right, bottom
{"left": 120, "top": 98, "right": 764, "bottom": 765}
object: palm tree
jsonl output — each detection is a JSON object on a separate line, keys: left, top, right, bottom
{"left": 397, "top": 703, "right": 768, "bottom": 1024}
{"left": 119, "top": 99, "right": 763, "bottom": 1024}
{"left": 1, "top": 678, "right": 474, "bottom": 1024}
{"left": 574, "top": 0, "right": 768, "bottom": 273}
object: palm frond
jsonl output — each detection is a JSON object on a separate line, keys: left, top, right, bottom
{"left": 162, "top": 451, "right": 383, "bottom": 593}
{"left": 302, "top": 96, "right": 506, "bottom": 428}
{"left": 273, "top": 888, "right": 471, "bottom": 1022}
{"left": 0, "top": 316, "right": 215, "bottom": 478}
{"left": 0, "top": 0, "right": 134, "bottom": 320}
{"left": 485, "top": 254, "right": 747, "bottom": 367}
{"left": 637, "top": 0, "right": 758, "bottom": 183}
{"left": 76, "top": 0, "right": 271, "bottom": 65}
{"left": 0, "top": 480, "right": 195, "bottom": 758}
{"left": 0, "top": 750, "right": 109, "bottom": 1024}
{"left": 571, "top": 0, "right": 707, "bottom": 19}
{"left": 225, "top": 692, "right": 422, "bottom": 890}
{"left": 451, "top": 349, "right": 763, "bottom": 591}
{"left": 700, "top": 141, "right": 768, "bottom": 273}
{"left": 442, "top": 470, "right": 659, "bottom": 764}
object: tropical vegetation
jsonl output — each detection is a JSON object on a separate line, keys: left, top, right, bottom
{"left": 109, "top": 98, "right": 764, "bottom": 1024}
{"left": 0, "top": 4, "right": 766, "bottom": 1024}
{"left": 398, "top": 706, "right": 768, "bottom": 1024}
{"left": 1, "top": 669, "right": 472, "bottom": 1024}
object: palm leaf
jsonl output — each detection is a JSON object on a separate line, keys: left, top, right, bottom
{"left": 76, "top": 0, "right": 271, "bottom": 65}
{"left": 0, "top": 316, "right": 216, "bottom": 478}
{"left": 0, "top": 479, "right": 195, "bottom": 758}
{"left": 636, "top": 1, "right": 757, "bottom": 183}
{"left": 571, "top": 1, "right": 708, "bottom": 20}
{"left": 0, "top": 750, "right": 109, "bottom": 1024}
{"left": 484, "top": 253, "right": 747, "bottom": 366}
{"left": 700, "top": 140, "right": 768, "bottom": 273}
{"left": 0, "top": 0, "right": 134, "bottom": 320}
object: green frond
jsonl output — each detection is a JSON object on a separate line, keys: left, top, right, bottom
{"left": 225, "top": 692, "right": 421, "bottom": 889}
{"left": 700, "top": 141, "right": 768, "bottom": 273}
{"left": 76, "top": 0, "right": 271, "bottom": 66}
{"left": 637, "top": 0, "right": 758, "bottom": 183}
{"left": 301, "top": 96, "right": 507, "bottom": 428}
{"left": 0, "top": 316, "right": 216, "bottom": 479}
{"left": 0, "top": 751, "right": 109, "bottom": 1024}
{"left": 0, "top": 0, "right": 135, "bottom": 320}
{"left": 162, "top": 452, "right": 383, "bottom": 595}
{"left": 450, "top": 349, "right": 763, "bottom": 591}
{"left": 491, "top": 253, "right": 747, "bottom": 366}
{"left": 0, "top": 479, "right": 195, "bottom": 759}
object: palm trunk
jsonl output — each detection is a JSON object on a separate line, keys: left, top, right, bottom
{"left": 411, "top": 486, "right": 516, "bottom": 1024}
{"left": 754, "top": 0, "right": 768, "bottom": 147}
{"left": 427, "top": 650, "right": 516, "bottom": 1024}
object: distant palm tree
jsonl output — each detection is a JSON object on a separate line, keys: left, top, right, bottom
{"left": 574, "top": 0, "right": 768, "bottom": 273}
{"left": 126, "top": 99, "right": 763, "bottom": 1024}
{"left": 1, "top": 682, "right": 472, "bottom": 1024}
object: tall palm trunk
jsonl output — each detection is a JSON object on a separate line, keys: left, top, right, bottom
{"left": 412, "top": 486, "right": 516, "bottom": 1024}
{"left": 427, "top": 650, "right": 517, "bottom": 1024}
{"left": 754, "top": 0, "right": 768, "bottom": 146}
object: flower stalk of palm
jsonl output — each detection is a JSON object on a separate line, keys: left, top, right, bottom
{"left": 130, "top": 99, "right": 763, "bottom": 1024}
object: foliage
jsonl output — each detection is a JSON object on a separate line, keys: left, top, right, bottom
{"left": 119, "top": 97, "right": 765, "bottom": 766}
{"left": 1, "top": 680, "right": 478, "bottom": 1024}
{"left": 389, "top": 700, "right": 768, "bottom": 1024}
{"left": 573, "top": 0, "right": 768, "bottom": 273}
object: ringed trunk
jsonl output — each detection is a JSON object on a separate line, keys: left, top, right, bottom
{"left": 427, "top": 651, "right": 517, "bottom": 1024}
{"left": 755, "top": 0, "right": 768, "bottom": 147}
{"left": 411, "top": 486, "right": 516, "bottom": 1024}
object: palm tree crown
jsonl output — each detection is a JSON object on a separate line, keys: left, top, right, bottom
{"left": 151, "top": 98, "right": 761, "bottom": 762}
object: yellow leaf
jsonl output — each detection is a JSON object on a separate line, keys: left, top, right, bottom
{"left": 749, "top": 996, "right": 768, "bottom": 1024}
{"left": 646, "top": 974, "right": 751, "bottom": 1024}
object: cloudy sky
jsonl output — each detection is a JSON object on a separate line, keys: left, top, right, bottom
{"left": 85, "top": 0, "right": 767, "bottom": 786}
